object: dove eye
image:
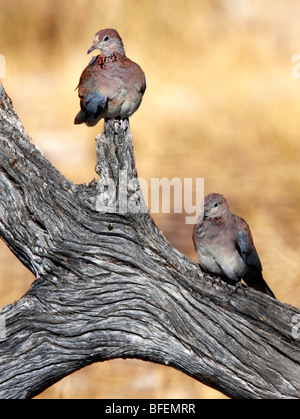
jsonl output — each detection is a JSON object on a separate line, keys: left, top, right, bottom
{"left": 103, "top": 35, "right": 110, "bottom": 42}
{"left": 213, "top": 202, "right": 219, "bottom": 208}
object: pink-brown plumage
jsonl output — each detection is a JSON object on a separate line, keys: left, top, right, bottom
{"left": 75, "top": 29, "right": 146, "bottom": 126}
{"left": 193, "top": 193, "right": 275, "bottom": 298}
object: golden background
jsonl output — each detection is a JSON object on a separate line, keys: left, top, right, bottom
{"left": 0, "top": 0, "right": 299, "bottom": 399}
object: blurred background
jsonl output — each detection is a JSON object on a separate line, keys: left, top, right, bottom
{"left": 0, "top": 0, "right": 300, "bottom": 399}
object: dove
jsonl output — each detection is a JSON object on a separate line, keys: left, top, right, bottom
{"left": 75, "top": 28, "right": 146, "bottom": 126}
{"left": 193, "top": 193, "right": 275, "bottom": 298}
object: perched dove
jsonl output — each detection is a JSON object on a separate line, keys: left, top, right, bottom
{"left": 75, "top": 28, "right": 146, "bottom": 126}
{"left": 193, "top": 193, "right": 275, "bottom": 298}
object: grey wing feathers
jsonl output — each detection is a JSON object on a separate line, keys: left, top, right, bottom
{"left": 81, "top": 91, "right": 107, "bottom": 117}
{"left": 237, "top": 229, "right": 262, "bottom": 271}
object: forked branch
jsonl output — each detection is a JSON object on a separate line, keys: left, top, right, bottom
{"left": 0, "top": 81, "right": 299, "bottom": 399}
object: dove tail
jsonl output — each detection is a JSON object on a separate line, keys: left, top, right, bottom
{"left": 244, "top": 270, "right": 276, "bottom": 299}
{"left": 74, "top": 110, "right": 87, "bottom": 125}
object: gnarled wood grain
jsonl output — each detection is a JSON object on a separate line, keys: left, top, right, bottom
{"left": 0, "top": 81, "right": 299, "bottom": 399}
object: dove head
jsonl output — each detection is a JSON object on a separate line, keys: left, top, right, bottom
{"left": 87, "top": 28, "right": 125, "bottom": 57}
{"left": 203, "top": 193, "right": 230, "bottom": 219}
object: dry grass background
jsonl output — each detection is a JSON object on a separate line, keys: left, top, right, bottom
{"left": 0, "top": 0, "right": 299, "bottom": 399}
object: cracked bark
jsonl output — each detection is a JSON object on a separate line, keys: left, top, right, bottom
{"left": 0, "top": 81, "right": 299, "bottom": 399}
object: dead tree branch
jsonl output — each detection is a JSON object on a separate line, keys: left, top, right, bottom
{"left": 0, "top": 81, "right": 299, "bottom": 399}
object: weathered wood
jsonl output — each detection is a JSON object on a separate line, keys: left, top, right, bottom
{"left": 0, "top": 81, "right": 299, "bottom": 399}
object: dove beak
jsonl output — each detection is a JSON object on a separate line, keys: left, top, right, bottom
{"left": 87, "top": 44, "right": 98, "bottom": 54}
